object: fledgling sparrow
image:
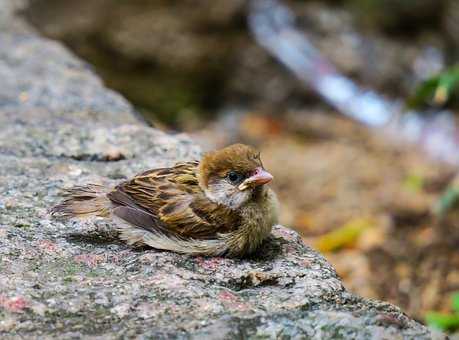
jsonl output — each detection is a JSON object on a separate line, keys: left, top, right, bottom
{"left": 50, "top": 144, "right": 279, "bottom": 257}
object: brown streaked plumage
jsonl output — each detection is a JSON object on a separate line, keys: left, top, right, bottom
{"left": 50, "top": 144, "right": 278, "bottom": 257}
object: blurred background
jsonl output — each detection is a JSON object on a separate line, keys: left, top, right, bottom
{"left": 24, "top": 0, "right": 459, "bottom": 331}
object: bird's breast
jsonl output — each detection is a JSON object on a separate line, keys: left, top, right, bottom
{"left": 226, "top": 188, "right": 278, "bottom": 256}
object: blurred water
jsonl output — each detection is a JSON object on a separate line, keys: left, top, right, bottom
{"left": 249, "top": 0, "right": 459, "bottom": 166}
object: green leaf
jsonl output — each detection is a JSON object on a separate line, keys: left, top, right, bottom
{"left": 433, "top": 187, "right": 459, "bottom": 216}
{"left": 315, "top": 218, "right": 374, "bottom": 252}
{"left": 408, "top": 65, "right": 459, "bottom": 109}
{"left": 403, "top": 174, "right": 424, "bottom": 193}
{"left": 408, "top": 77, "right": 441, "bottom": 108}
{"left": 425, "top": 312, "right": 459, "bottom": 331}
{"left": 452, "top": 292, "right": 459, "bottom": 313}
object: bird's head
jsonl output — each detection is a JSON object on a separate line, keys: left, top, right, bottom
{"left": 198, "top": 144, "right": 273, "bottom": 209}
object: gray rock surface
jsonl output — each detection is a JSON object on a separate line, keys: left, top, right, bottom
{"left": 0, "top": 0, "right": 137, "bottom": 123}
{"left": 0, "top": 2, "right": 444, "bottom": 339}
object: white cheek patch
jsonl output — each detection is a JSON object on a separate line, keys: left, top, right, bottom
{"left": 205, "top": 180, "right": 251, "bottom": 210}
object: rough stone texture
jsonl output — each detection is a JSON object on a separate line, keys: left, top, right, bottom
{"left": 0, "top": 0, "right": 138, "bottom": 124}
{"left": 0, "top": 33, "right": 135, "bottom": 121}
{"left": 0, "top": 2, "right": 445, "bottom": 339}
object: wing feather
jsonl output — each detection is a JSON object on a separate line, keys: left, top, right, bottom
{"left": 107, "top": 161, "right": 240, "bottom": 239}
{"left": 112, "top": 206, "right": 169, "bottom": 234}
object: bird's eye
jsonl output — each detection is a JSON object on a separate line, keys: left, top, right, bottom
{"left": 227, "top": 171, "right": 243, "bottom": 185}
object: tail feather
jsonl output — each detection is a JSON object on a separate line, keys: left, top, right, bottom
{"left": 50, "top": 184, "right": 112, "bottom": 218}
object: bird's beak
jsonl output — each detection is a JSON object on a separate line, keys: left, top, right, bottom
{"left": 238, "top": 167, "right": 273, "bottom": 190}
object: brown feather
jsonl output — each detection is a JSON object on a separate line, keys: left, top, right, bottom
{"left": 109, "top": 161, "right": 240, "bottom": 239}
{"left": 112, "top": 206, "right": 169, "bottom": 234}
{"left": 49, "top": 184, "right": 111, "bottom": 218}
{"left": 50, "top": 144, "right": 278, "bottom": 257}
{"left": 198, "top": 144, "right": 261, "bottom": 187}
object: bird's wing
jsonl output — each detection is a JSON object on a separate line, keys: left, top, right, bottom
{"left": 107, "top": 161, "right": 240, "bottom": 239}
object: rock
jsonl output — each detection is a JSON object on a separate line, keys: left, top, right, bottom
{"left": 0, "top": 32, "right": 138, "bottom": 123}
{"left": 0, "top": 0, "right": 138, "bottom": 124}
{"left": 0, "top": 2, "right": 444, "bottom": 340}
{"left": 0, "top": 0, "right": 30, "bottom": 33}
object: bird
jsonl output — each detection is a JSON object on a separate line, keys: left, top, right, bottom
{"left": 50, "top": 144, "right": 279, "bottom": 257}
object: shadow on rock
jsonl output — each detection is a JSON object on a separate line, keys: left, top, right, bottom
{"left": 66, "top": 230, "right": 125, "bottom": 246}
{"left": 244, "top": 235, "right": 285, "bottom": 262}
